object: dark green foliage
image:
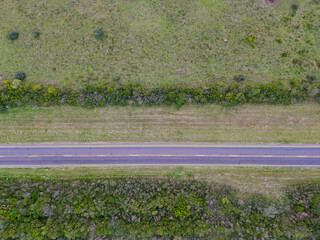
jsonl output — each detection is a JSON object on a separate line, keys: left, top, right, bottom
{"left": 234, "top": 75, "right": 246, "bottom": 82}
{"left": 291, "top": 4, "right": 299, "bottom": 12}
{"left": 0, "top": 105, "right": 8, "bottom": 114}
{"left": 1, "top": 79, "right": 319, "bottom": 109}
{"left": 311, "top": 194, "right": 320, "bottom": 216}
{"left": 32, "top": 31, "right": 41, "bottom": 38}
{"left": 307, "top": 75, "right": 318, "bottom": 83}
{"left": 6, "top": 31, "right": 19, "bottom": 41}
{"left": 113, "top": 76, "right": 120, "bottom": 82}
{"left": 13, "top": 72, "right": 26, "bottom": 81}
{"left": 94, "top": 28, "right": 104, "bottom": 40}
{"left": 0, "top": 179, "right": 318, "bottom": 239}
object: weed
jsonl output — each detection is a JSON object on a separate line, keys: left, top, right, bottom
{"left": 246, "top": 34, "right": 257, "bottom": 48}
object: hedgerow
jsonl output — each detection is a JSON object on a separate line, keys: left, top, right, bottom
{"left": 0, "top": 179, "right": 319, "bottom": 239}
{"left": 0, "top": 78, "right": 319, "bottom": 110}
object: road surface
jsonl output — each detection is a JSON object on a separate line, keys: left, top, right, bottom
{"left": 0, "top": 143, "right": 320, "bottom": 167}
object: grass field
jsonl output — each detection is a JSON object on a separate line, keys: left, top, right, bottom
{"left": 1, "top": 0, "right": 319, "bottom": 86}
{"left": 0, "top": 104, "right": 319, "bottom": 143}
{"left": 0, "top": 166, "right": 319, "bottom": 198}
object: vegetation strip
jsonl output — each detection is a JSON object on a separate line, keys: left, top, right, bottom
{"left": 0, "top": 173, "right": 319, "bottom": 239}
{"left": 1, "top": 79, "right": 320, "bottom": 111}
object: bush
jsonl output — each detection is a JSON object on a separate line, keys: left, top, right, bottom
{"left": 32, "top": 31, "right": 41, "bottom": 38}
{"left": 0, "top": 79, "right": 319, "bottom": 108}
{"left": 291, "top": 4, "right": 299, "bottom": 12}
{"left": 234, "top": 75, "right": 246, "bottom": 82}
{"left": 6, "top": 31, "right": 19, "bottom": 41}
{"left": 113, "top": 75, "right": 120, "bottom": 81}
{"left": 307, "top": 75, "right": 318, "bottom": 83}
{"left": 13, "top": 72, "right": 26, "bottom": 81}
{"left": 0, "top": 105, "right": 8, "bottom": 114}
{"left": 0, "top": 179, "right": 318, "bottom": 239}
{"left": 95, "top": 28, "right": 104, "bottom": 40}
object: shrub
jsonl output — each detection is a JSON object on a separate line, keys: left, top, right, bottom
{"left": 95, "top": 28, "right": 104, "bottom": 40}
{"left": 234, "top": 75, "right": 246, "bottom": 82}
{"left": 13, "top": 72, "right": 26, "bottom": 81}
{"left": 0, "top": 105, "right": 8, "bottom": 114}
{"left": 307, "top": 75, "right": 318, "bottom": 83}
{"left": 0, "top": 179, "right": 318, "bottom": 239}
{"left": 113, "top": 75, "right": 120, "bottom": 81}
{"left": 0, "top": 79, "right": 319, "bottom": 108}
{"left": 290, "top": 78, "right": 297, "bottom": 85}
{"left": 6, "top": 31, "right": 19, "bottom": 41}
{"left": 291, "top": 4, "right": 299, "bottom": 12}
{"left": 32, "top": 31, "right": 41, "bottom": 38}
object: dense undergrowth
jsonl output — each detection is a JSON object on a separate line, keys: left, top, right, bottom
{"left": 0, "top": 179, "right": 319, "bottom": 239}
{"left": 0, "top": 77, "right": 319, "bottom": 111}
{"left": 1, "top": 0, "right": 319, "bottom": 86}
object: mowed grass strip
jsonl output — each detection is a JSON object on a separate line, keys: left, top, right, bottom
{"left": 0, "top": 167, "right": 319, "bottom": 198}
{"left": 0, "top": 104, "right": 319, "bottom": 143}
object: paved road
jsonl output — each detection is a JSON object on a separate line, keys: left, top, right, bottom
{"left": 0, "top": 143, "right": 320, "bottom": 167}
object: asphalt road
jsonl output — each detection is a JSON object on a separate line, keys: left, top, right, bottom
{"left": 0, "top": 143, "right": 320, "bottom": 167}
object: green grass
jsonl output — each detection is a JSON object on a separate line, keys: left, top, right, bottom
{"left": 0, "top": 104, "right": 319, "bottom": 143}
{"left": 0, "top": 167, "right": 319, "bottom": 198}
{"left": 0, "top": 0, "right": 319, "bottom": 87}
